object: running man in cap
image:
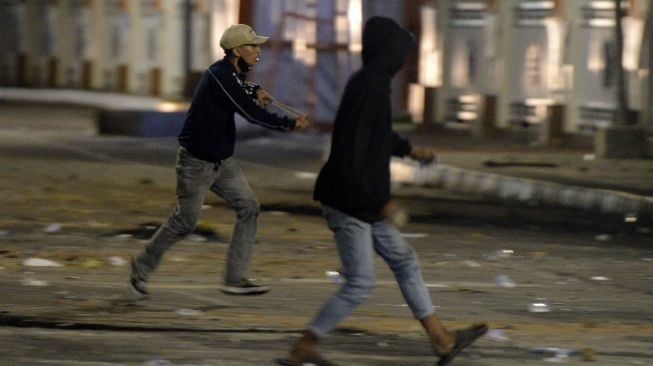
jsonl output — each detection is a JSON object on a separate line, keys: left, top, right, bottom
{"left": 129, "top": 24, "right": 310, "bottom": 298}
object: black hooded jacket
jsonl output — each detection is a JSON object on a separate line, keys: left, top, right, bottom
{"left": 313, "top": 17, "right": 414, "bottom": 223}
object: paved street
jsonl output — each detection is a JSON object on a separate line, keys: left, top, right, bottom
{"left": 0, "top": 104, "right": 652, "bottom": 365}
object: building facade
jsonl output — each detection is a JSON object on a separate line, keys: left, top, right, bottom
{"left": 1, "top": 0, "right": 651, "bottom": 146}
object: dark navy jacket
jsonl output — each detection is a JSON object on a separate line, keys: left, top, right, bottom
{"left": 314, "top": 17, "right": 414, "bottom": 223}
{"left": 179, "top": 58, "right": 295, "bottom": 163}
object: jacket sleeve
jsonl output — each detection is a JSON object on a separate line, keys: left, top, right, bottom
{"left": 207, "top": 69, "right": 295, "bottom": 131}
{"left": 243, "top": 81, "right": 260, "bottom": 100}
{"left": 391, "top": 131, "right": 412, "bottom": 157}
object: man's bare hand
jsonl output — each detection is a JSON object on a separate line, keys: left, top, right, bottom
{"left": 294, "top": 115, "right": 310, "bottom": 131}
{"left": 381, "top": 201, "right": 409, "bottom": 228}
{"left": 255, "top": 88, "right": 273, "bottom": 106}
{"left": 409, "top": 146, "right": 437, "bottom": 165}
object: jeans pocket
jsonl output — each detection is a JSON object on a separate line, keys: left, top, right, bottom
{"left": 177, "top": 150, "right": 208, "bottom": 173}
{"left": 178, "top": 162, "right": 204, "bottom": 176}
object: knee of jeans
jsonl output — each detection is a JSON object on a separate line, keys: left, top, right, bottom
{"left": 236, "top": 199, "right": 260, "bottom": 219}
{"left": 391, "top": 250, "right": 421, "bottom": 279}
{"left": 167, "top": 214, "right": 197, "bottom": 236}
{"left": 341, "top": 275, "right": 375, "bottom": 304}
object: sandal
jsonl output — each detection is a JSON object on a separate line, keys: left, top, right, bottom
{"left": 276, "top": 351, "right": 340, "bottom": 366}
{"left": 437, "top": 323, "right": 488, "bottom": 366}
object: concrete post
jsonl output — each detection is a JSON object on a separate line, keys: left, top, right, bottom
{"left": 160, "top": 0, "right": 185, "bottom": 99}
{"left": 646, "top": 0, "right": 653, "bottom": 129}
{"left": 615, "top": 0, "right": 629, "bottom": 126}
{"left": 474, "top": 94, "right": 497, "bottom": 139}
{"left": 594, "top": 0, "right": 648, "bottom": 159}
{"left": 423, "top": 86, "right": 438, "bottom": 124}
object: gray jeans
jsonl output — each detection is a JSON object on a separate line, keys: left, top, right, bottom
{"left": 308, "top": 205, "right": 435, "bottom": 338}
{"left": 134, "top": 148, "right": 259, "bottom": 284}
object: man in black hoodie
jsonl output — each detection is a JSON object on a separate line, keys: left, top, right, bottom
{"left": 277, "top": 17, "right": 486, "bottom": 366}
{"left": 129, "top": 24, "right": 309, "bottom": 299}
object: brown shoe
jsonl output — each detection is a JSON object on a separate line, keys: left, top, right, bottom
{"left": 437, "top": 323, "right": 488, "bottom": 365}
{"left": 276, "top": 351, "right": 340, "bottom": 366}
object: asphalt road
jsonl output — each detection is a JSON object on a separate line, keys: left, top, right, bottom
{"left": 0, "top": 104, "right": 652, "bottom": 366}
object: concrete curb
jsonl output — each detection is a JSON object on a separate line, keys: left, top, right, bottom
{"left": 97, "top": 109, "right": 271, "bottom": 139}
{"left": 0, "top": 87, "right": 270, "bottom": 140}
{"left": 410, "top": 163, "right": 653, "bottom": 218}
{"left": 97, "top": 109, "right": 275, "bottom": 139}
{"left": 97, "top": 109, "right": 186, "bottom": 137}
{"left": 0, "top": 87, "right": 169, "bottom": 110}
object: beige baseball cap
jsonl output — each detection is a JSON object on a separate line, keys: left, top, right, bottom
{"left": 220, "top": 24, "right": 269, "bottom": 50}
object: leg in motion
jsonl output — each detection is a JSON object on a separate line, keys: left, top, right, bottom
{"left": 210, "top": 158, "right": 268, "bottom": 295}
{"left": 129, "top": 149, "right": 212, "bottom": 298}
{"left": 372, "top": 220, "right": 487, "bottom": 364}
{"left": 280, "top": 206, "right": 374, "bottom": 365}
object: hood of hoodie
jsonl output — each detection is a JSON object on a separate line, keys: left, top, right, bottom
{"left": 361, "top": 17, "right": 415, "bottom": 76}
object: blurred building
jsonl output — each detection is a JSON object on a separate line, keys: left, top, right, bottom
{"left": 1, "top": 0, "right": 651, "bottom": 149}
{"left": 419, "top": 0, "right": 651, "bottom": 149}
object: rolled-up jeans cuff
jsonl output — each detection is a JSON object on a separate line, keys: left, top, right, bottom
{"left": 306, "top": 324, "right": 329, "bottom": 339}
{"left": 415, "top": 307, "right": 436, "bottom": 320}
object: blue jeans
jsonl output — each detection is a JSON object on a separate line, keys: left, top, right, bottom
{"left": 133, "top": 148, "right": 260, "bottom": 284}
{"left": 308, "top": 205, "right": 435, "bottom": 338}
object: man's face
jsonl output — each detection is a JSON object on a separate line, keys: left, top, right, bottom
{"left": 235, "top": 44, "right": 262, "bottom": 66}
